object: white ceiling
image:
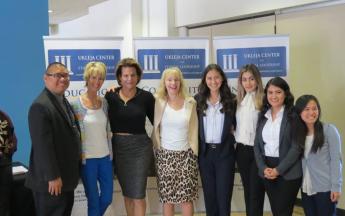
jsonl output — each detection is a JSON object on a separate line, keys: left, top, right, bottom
{"left": 48, "top": 0, "right": 108, "bottom": 24}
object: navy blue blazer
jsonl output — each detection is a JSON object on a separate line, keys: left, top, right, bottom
{"left": 195, "top": 94, "right": 236, "bottom": 158}
{"left": 253, "top": 108, "right": 302, "bottom": 180}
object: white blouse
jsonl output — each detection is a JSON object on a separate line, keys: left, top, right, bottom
{"left": 82, "top": 106, "right": 110, "bottom": 159}
{"left": 160, "top": 102, "right": 189, "bottom": 151}
{"left": 302, "top": 135, "right": 316, "bottom": 195}
{"left": 262, "top": 106, "right": 285, "bottom": 157}
{"left": 203, "top": 100, "right": 224, "bottom": 144}
{"left": 235, "top": 92, "right": 259, "bottom": 146}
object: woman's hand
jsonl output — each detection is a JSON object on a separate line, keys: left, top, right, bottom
{"left": 331, "top": 192, "right": 341, "bottom": 202}
{"left": 264, "top": 167, "right": 279, "bottom": 179}
{"left": 107, "top": 85, "right": 117, "bottom": 92}
{"left": 264, "top": 168, "right": 273, "bottom": 178}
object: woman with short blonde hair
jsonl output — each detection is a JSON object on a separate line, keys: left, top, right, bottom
{"left": 71, "top": 61, "right": 113, "bottom": 216}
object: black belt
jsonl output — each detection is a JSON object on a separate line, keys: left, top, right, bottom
{"left": 206, "top": 143, "right": 221, "bottom": 149}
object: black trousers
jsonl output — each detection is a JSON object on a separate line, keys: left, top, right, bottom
{"left": 199, "top": 145, "right": 235, "bottom": 216}
{"left": 236, "top": 143, "right": 265, "bottom": 216}
{"left": 33, "top": 191, "right": 74, "bottom": 216}
{"left": 263, "top": 157, "right": 302, "bottom": 216}
{"left": 0, "top": 164, "right": 12, "bottom": 216}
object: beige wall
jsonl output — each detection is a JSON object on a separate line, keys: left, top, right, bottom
{"left": 189, "top": 4, "right": 345, "bottom": 208}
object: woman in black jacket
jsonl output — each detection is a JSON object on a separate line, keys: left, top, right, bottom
{"left": 253, "top": 77, "right": 302, "bottom": 216}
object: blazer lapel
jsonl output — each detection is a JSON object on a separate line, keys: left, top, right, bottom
{"left": 279, "top": 109, "right": 288, "bottom": 147}
{"left": 45, "top": 89, "right": 73, "bottom": 129}
{"left": 154, "top": 98, "right": 167, "bottom": 132}
{"left": 185, "top": 98, "right": 193, "bottom": 125}
{"left": 199, "top": 111, "right": 205, "bottom": 143}
{"left": 221, "top": 113, "right": 231, "bottom": 143}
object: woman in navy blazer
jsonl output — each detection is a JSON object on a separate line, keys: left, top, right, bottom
{"left": 195, "top": 64, "right": 236, "bottom": 216}
{"left": 254, "top": 77, "right": 302, "bottom": 216}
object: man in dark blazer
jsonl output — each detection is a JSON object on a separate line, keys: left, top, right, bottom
{"left": 25, "top": 62, "right": 81, "bottom": 216}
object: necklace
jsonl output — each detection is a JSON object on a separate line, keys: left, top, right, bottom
{"left": 82, "top": 94, "right": 100, "bottom": 109}
{"left": 119, "top": 89, "right": 136, "bottom": 106}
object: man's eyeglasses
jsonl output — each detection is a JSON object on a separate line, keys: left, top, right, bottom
{"left": 46, "top": 73, "right": 70, "bottom": 79}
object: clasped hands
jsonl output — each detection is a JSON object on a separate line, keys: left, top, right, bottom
{"left": 264, "top": 167, "right": 279, "bottom": 179}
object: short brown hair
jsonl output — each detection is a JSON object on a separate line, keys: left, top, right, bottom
{"left": 115, "top": 58, "right": 142, "bottom": 86}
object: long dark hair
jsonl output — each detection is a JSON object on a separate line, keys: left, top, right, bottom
{"left": 197, "top": 64, "right": 235, "bottom": 115}
{"left": 294, "top": 95, "right": 324, "bottom": 153}
{"left": 260, "top": 77, "right": 294, "bottom": 120}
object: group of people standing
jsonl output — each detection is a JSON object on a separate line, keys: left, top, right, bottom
{"left": 24, "top": 57, "right": 342, "bottom": 216}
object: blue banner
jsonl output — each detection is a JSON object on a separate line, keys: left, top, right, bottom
{"left": 137, "top": 49, "right": 206, "bottom": 79}
{"left": 48, "top": 49, "right": 121, "bottom": 81}
{"left": 217, "top": 46, "right": 287, "bottom": 78}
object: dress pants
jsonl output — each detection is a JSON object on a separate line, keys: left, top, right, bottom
{"left": 263, "top": 157, "right": 301, "bottom": 216}
{"left": 199, "top": 145, "right": 235, "bottom": 216}
{"left": 236, "top": 143, "right": 265, "bottom": 216}
{"left": 0, "top": 164, "right": 12, "bottom": 216}
{"left": 33, "top": 190, "right": 74, "bottom": 216}
{"left": 302, "top": 191, "right": 337, "bottom": 216}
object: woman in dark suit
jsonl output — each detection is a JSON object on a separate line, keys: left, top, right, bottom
{"left": 254, "top": 77, "right": 302, "bottom": 216}
{"left": 195, "top": 64, "right": 236, "bottom": 216}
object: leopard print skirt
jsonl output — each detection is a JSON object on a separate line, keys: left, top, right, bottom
{"left": 155, "top": 147, "right": 199, "bottom": 203}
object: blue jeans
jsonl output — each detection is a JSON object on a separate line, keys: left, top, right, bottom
{"left": 302, "top": 191, "right": 337, "bottom": 216}
{"left": 81, "top": 155, "right": 113, "bottom": 216}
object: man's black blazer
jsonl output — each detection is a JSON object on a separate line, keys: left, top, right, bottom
{"left": 25, "top": 88, "right": 81, "bottom": 192}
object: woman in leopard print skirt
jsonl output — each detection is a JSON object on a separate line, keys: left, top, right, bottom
{"left": 151, "top": 67, "right": 199, "bottom": 216}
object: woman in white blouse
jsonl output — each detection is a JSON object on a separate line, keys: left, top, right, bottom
{"left": 235, "top": 64, "right": 265, "bottom": 216}
{"left": 151, "top": 67, "right": 198, "bottom": 216}
{"left": 253, "top": 77, "right": 302, "bottom": 216}
{"left": 195, "top": 64, "right": 236, "bottom": 216}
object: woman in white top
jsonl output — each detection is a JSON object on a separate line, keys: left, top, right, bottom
{"left": 151, "top": 67, "right": 198, "bottom": 216}
{"left": 235, "top": 64, "right": 265, "bottom": 216}
{"left": 254, "top": 77, "right": 302, "bottom": 216}
{"left": 195, "top": 64, "right": 237, "bottom": 216}
{"left": 294, "top": 95, "right": 342, "bottom": 216}
{"left": 71, "top": 62, "right": 113, "bottom": 216}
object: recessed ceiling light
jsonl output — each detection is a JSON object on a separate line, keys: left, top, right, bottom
{"left": 48, "top": 10, "right": 53, "bottom": 13}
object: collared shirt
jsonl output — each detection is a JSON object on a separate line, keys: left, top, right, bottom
{"left": 203, "top": 100, "right": 224, "bottom": 144}
{"left": 235, "top": 92, "right": 259, "bottom": 146}
{"left": 262, "top": 106, "right": 285, "bottom": 157}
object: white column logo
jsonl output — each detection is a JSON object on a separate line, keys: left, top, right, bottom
{"left": 54, "top": 55, "right": 73, "bottom": 75}
{"left": 222, "top": 54, "right": 238, "bottom": 72}
{"left": 143, "top": 54, "right": 160, "bottom": 74}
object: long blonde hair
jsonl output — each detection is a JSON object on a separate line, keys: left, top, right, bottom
{"left": 236, "top": 64, "right": 264, "bottom": 110}
{"left": 155, "top": 67, "right": 189, "bottom": 100}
